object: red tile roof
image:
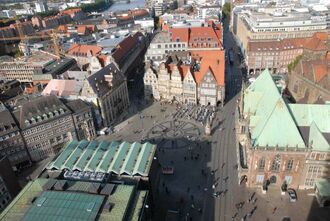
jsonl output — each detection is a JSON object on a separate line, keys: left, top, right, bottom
{"left": 130, "top": 9, "right": 149, "bottom": 17}
{"left": 191, "top": 50, "right": 225, "bottom": 86}
{"left": 97, "top": 54, "right": 109, "bottom": 67}
{"left": 61, "top": 8, "right": 81, "bottom": 16}
{"left": 248, "top": 32, "right": 328, "bottom": 52}
{"left": 77, "top": 26, "right": 86, "bottom": 35}
{"left": 313, "top": 64, "right": 328, "bottom": 83}
{"left": 170, "top": 28, "right": 189, "bottom": 42}
{"left": 67, "top": 44, "right": 102, "bottom": 57}
{"left": 169, "top": 22, "right": 223, "bottom": 48}
{"left": 164, "top": 50, "right": 225, "bottom": 86}
{"left": 112, "top": 32, "right": 144, "bottom": 66}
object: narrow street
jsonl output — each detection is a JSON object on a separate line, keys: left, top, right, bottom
{"left": 204, "top": 17, "right": 244, "bottom": 221}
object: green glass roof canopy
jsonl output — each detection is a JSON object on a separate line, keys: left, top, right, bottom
{"left": 47, "top": 140, "right": 156, "bottom": 177}
{"left": 22, "top": 191, "right": 105, "bottom": 221}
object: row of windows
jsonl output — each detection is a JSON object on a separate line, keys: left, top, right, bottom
{"left": 157, "top": 43, "right": 183, "bottom": 49}
{"left": 0, "top": 148, "right": 27, "bottom": 158}
{"left": 258, "top": 155, "right": 294, "bottom": 172}
{"left": 25, "top": 124, "right": 73, "bottom": 144}
{"left": 23, "top": 117, "right": 71, "bottom": 136}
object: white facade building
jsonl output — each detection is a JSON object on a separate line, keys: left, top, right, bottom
{"left": 35, "top": 1, "right": 48, "bottom": 13}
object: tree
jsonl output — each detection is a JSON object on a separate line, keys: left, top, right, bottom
{"left": 222, "top": 2, "right": 231, "bottom": 19}
{"left": 287, "top": 55, "right": 302, "bottom": 73}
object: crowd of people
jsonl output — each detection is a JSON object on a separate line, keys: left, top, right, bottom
{"left": 172, "top": 104, "right": 217, "bottom": 125}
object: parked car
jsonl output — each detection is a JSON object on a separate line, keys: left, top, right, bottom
{"left": 287, "top": 188, "right": 297, "bottom": 202}
{"left": 282, "top": 217, "right": 291, "bottom": 221}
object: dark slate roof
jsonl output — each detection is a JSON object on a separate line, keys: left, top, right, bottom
{"left": 63, "top": 99, "right": 90, "bottom": 114}
{"left": 42, "top": 58, "right": 77, "bottom": 78}
{"left": 12, "top": 95, "right": 71, "bottom": 130}
{"left": 87, "top": 62, "right": 125, "bottom": 97}
{"left": 0, "top": 105, "right": 19, "bottom": 137}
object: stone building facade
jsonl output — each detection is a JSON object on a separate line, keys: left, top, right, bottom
{"left": 63, "top": 99, "right": 96, "bottom": 141}
{"left": 82, "top": 63, "right": 130, "bottom": 127}
{"left": 12, "top": 95, "right": 77, "bottom": 161}
{"left": 144, "top": 31, "right": 188, "bottom": 66}
{"left": 144, "top": 50, "right": 225, "bottom": 105}
{"left": 246, "top": 33, "right": 328, "bottom": 75}
{"left": 0, "top": 104, "right": 31, "bottom": 170}
{"left": 234, "top": 9, "right": 328, "bottom": 56}
{"left": 236, "top": 70, "right": 330, "bottom": 190}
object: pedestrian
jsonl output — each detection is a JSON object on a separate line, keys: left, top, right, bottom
{"left": 191, "top": 195, "right": 194, "bottom": 200}
{"left": 184, "top": 156, "right": 187, "bottom": 161}
{"left": 272, "top": 207, "right": 277, "bottom": 214}
{"left": 187, "top": 187, "right": 190, "bottom": 193}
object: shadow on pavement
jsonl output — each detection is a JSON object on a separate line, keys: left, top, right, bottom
{"left": 306, "top": 162, "right": 330, "bottom": 221}
{"left": 143, "top": 136, "right": 216, "bottom": 221}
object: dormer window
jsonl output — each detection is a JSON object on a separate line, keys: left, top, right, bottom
{"left": 31, "top": 118, "right": 36, "bottom": 124}
{"left": 48, "top": 112, "right": 54, "bottom": 118}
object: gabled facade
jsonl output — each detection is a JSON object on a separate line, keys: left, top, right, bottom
{"left": 198, "top": 69, "right": 218, "bottom": 106}
{"left": 169, "top": 65, "right": 183, "bottom": 102}
{"left": 236, "top": 69, "right": 330, "bottom": 190}
{"left": 144, "top": 65, "right": 159, "bottom": 100}
{"left": 182, "top": 68, "right": 197, "bottom": 104}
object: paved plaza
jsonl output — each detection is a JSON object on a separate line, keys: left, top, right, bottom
{"left": 97, "top": 17, "right": 330, "bottom": 221}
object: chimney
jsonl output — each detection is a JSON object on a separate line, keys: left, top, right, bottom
{"left": 104, "top": 72, "right": 113, "bottom": 87}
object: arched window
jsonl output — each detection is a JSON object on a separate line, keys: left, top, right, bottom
{"left": 286, "top": 159, "right": 294, "bottom": 171}
{"left": 271, "top": 154, "right": 281, "bottom": 172}
{"left": 258, "top": 157, "right": 265, "bottom": 170}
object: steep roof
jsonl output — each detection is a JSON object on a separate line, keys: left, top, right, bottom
{"left": 112, "top": 32, "right": 144, "bottom": 68}
{"left": 0, "top": 105, "right": 19, "bottom": 137}
{"left": 169, "top": 28, "right": 189, "bottom": 42}
{"left": 192, "top": 50, "right": 225, "bottom": 86}
{"left": 12, "top": 95, "right": 71, "bottom": 130}
{"left": 243, "top": 69, "right": 306, "bottom": 148}
{"left": 169, "top": 24, "right": 223, "bottom": 48}
{"left": 308, "top": 122, "right": 330, "bottom": 152}
{"left": 86, "top": 63, "right": 125, "bottom": 97}
{"left": 288, "top": 103, "right": 330, "bottom": 134}
{"left": 67, "top": 44, "right": 102, "bottom": 57}
{"left": 293, "top": 53, "right": 330, "bottom": 91}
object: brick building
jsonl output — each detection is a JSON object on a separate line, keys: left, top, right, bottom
{"left": 236, "top": 69, "right": 330, "bottom": 190}
{"left": 287, "top": 51, "right": 330, "bottom": 104}
{"left": 246, "top": 32, "right": 328, "bottom": 75}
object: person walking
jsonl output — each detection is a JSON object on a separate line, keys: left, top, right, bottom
{"left": 272, "top": 207, "right": 277, "bottom": 214}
